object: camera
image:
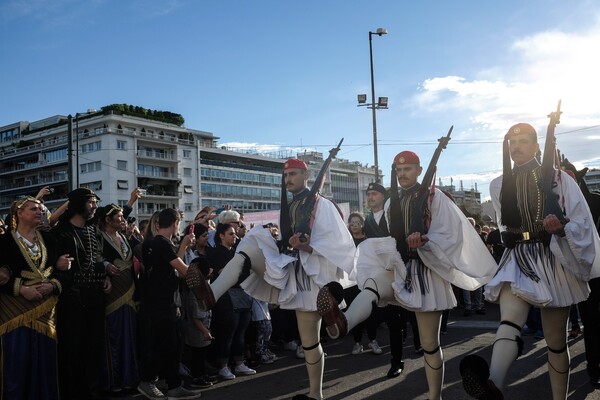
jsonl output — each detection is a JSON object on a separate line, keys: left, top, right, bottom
{"left": 48, "top": 187, "right": 54, "bottom": 194}
{"left": 139, "top": 188, "right": 147, "bottom": 196}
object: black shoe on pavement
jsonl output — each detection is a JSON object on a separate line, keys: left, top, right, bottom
{"left": 189, "top": 377, "right": 213, "bottom": 388}
{"left": 387, "top": 361, "right": 404, "bottom": 378}
{"left": 590, "top": 375, "right": 600, "bottom": 389}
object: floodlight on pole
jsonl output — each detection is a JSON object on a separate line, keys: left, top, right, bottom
{"left": 357, "top": 27, "right": 388, "bottom": 183}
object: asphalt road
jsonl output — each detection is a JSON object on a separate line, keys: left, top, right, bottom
{"left": 121, "top": 302, "right": 600, "bottom": 400}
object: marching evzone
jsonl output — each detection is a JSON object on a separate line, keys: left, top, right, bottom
{"left": 460, "top": 122, "right": 600, "bottom": 400}
{"left": 193, "top": 157, "right": 355, "bottom": 400}
{"left": 318, "top": 150, "right": 497, "bottom": 400}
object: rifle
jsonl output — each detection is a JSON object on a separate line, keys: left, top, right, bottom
{"left": 410, "top": 125, "right": 453, "bottom": 234}
{"left": 310, "top": 138, "right": 344, "bottom": 197}
{"left": 540, "top": 100, "right": 566, "bottom": 223}
{"left": 279, "top": 138, "right": 344, "bottom": 248}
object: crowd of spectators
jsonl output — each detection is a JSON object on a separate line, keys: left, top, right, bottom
{"left": 0, "top": 187, "right": 308, "bottom": 400}
{"left": 1, "top": 186, "right": 592, "bottom": 399}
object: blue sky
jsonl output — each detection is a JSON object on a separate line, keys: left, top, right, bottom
{"left": 2, "top": 0, "right": 600, "bottom": 200}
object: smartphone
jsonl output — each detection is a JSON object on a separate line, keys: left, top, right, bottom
{"left": 189, "top": 225, "right": 195, "bottom": 235}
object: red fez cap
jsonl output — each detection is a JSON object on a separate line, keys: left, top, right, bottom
{"left": 393, "top": 151, "right": 420, "bottom": 166}
{"left": 284, "top": 158, "right": 307, "bottom": 170}
{"left": 505, "top": 123, "right": 537, "bottom": 140}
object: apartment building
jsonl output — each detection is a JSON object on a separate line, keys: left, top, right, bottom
{"left": 1, "top": 106, "right": 380, "bottom": 224}
{"left": 0, "top": 107, "right": 215, "bottom": 223}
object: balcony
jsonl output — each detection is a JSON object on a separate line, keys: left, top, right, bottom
{"left": 136, "top": 170, "right": 179, "bottom": 180}
{"left": 0, "top": 175, "right": 68, "bottom": 192}
{"left": 136, "top": 149, "right": 178, "bottom": 162}
{"left": 0, "top": 157, "right": 68, "bottom": 176}
{"left": 142, "top": 190, "right": 182, "bottom": 199}
{"left": 0, "top": 135, "right": 69, "bottom": 158}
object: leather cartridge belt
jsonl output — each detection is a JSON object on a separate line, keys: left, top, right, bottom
{"left": 502, "top": 230, "right": 549, "bottom": 248}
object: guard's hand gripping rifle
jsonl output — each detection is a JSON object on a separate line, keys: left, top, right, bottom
{"left": 410, "top": 126, "right": 453, "bottom": 234}
{"left": 540, "top": 100, "right": 566, "bottom": 223}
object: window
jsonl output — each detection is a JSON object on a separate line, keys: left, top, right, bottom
{"left": 117, "top": 180, "right": 129, "bottom": 190}
{"left": 184, "top": 185, "right": 193, "bottom": 194}
{"left": 183, "top": 150, "right": 191, "bottom": 158}
{"left": 117, "top": 140, "right": 126, "bottom": 150}
{"left": 43, "top": 148, "right": 67, "bottom": 163}
{"left": 184, "top": 203, "right": 193, "bottom": 212}
{"left": 117, "top": 200, "right": 128, "bottom": 208}
{"left": 81, "top": 141, "right": 101, "bottom": 153}
{"left": 81, "top": 161, "right": 101, "bottom": 173}
{"left": 81, "top": 181, "right": 102, "bottom": 191}
{"left": 117, "top": 160, "right": 127, "bottom": 170}
{"left": 183, "top": 168, "right": 192, "bottom": 177}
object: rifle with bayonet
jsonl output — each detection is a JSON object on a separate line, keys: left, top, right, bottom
{"left": 279, "top": 138, "right": 344, "bottom": 249}
{"left": 540, "top": 100, "right": 566, "bottom": 223}
{"left": 410, "top": 125, "right": 453, "bottom": 235}
{"left": 310, "top": 138, "right": 344, "bottom": 197}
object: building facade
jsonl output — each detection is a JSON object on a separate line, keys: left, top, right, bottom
{"left": 0, "top": 108, "right": 216, "bottom": 223}
{"left": 1, "top": 107, "right": 379, "bottom": 224}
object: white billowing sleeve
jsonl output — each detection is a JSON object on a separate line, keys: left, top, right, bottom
{"left": 299, "top": 197, "right": 357, "bottom": 282}
{"left": 416, "top": 188, "right": 497, "bottom": 290}
{"left": 550, "top": 171, "right": 600, "bottom": 280}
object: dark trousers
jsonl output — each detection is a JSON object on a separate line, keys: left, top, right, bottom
{"left": 138, "top": 307, "right": 181, "bottom": 390}
{"left": 382, "top": 304, "right": 404, "bottom": 364}
{"left": 183, "top": 344, "right": 209, "bottom": 378}
{"left": 270, "top": 307, "right": 299, "bottom": 343}
{"left": 401, "top": 308, "right": 421, "bottom": 350}
{"left": 579, "top": 278, "right": 600, "bottom": 378}
{"left": 56, "top": 288, "right": 106, "bottom": 400}
{"left": 212, "top": 296, "right": 252, "bottom": 364}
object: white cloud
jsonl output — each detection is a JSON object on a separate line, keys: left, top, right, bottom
{"left": 413, "top": 21, "right": 600, "bottom": 137}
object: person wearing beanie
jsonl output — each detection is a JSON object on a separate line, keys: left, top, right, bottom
{"left": 461, "top": 123, "right": 600, "bottom": 399}
{"left": 50, "top": 188, "right": 113, "bottom": 399}
{"left": 192, "top": 158, "right": 355, "bottom": 400}
{"left": 318, "top": 150, "right": 497, "bottom": 400}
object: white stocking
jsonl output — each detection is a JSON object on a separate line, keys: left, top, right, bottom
{"left": 296, "top": 310, "right": 324, "bottom": 400}
{"left": 541, "top": 307, "right": 570, "bottom": 400}
{"left": 489, "top": 284, "right": 529, "bottom": 390}
{"left": 415, "top": 311, "right": 444, "bottom": 400}
{"left": 211, "top": 244, "right": 266, "bottom": 300}
{"left": 345, "top": 271, "right": 394, "bottom": 330}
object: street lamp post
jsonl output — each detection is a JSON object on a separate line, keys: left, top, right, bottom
{"left": 74, "top": 110, "right": 96, "bottom": 188}
{"left": 358, "top": 27, "right": 388, "bottom": 183}
{"left": 75, "top": 113, "right": 81, "bottom": 188}
{"left": 67, "top": 115, "right": 74, "bottom": 190}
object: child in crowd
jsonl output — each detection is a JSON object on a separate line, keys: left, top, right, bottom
{"left": 182, "top": 257, "right": 217, "bottom": 388}
{"left": 252, "top": 298, "right": 276, "bottom": 364}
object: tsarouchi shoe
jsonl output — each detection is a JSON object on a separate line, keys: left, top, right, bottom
{"left": 460, "top": 354, "right": 504, "bottom": 400}
{"left": 316, "top": 283, "right": 347, "bottom": 339}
